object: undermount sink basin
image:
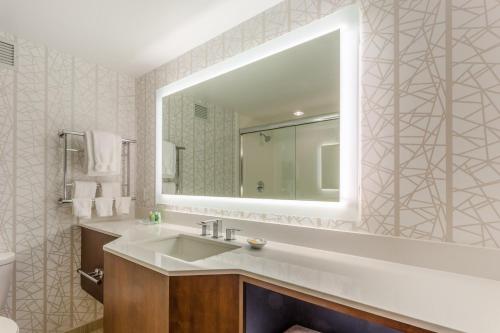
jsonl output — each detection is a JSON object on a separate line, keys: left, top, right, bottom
{"left": 138, "top": 234, "right": 240, "bottom": 262}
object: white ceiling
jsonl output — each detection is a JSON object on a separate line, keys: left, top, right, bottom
{"left": 170, "top": 31, "right": 340, "bottom": 126}
{"left": 0, "top": 0, "right": 282, "bottom": 76}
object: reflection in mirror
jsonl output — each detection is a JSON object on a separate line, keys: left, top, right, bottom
{"left": 162, "top": 30, "right": 340, "bottom": 202}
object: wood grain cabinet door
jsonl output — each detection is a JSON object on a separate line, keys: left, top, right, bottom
{"left": 104, "top": 252, "right": 170, "bottom": 333}
{"left": 169, "top": 275, "right": 240, "bottom": 333}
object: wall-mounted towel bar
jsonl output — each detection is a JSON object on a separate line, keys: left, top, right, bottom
{"left": 58, "top": 129, "right": 137, "bottom": 204}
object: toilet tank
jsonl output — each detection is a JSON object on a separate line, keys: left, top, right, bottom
{"left": 0, "top": 252, "right": 15, "bottom": 307}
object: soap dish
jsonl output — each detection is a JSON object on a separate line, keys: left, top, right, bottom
{"left": 247, "top": 238, "right": 267, "bottom": 249}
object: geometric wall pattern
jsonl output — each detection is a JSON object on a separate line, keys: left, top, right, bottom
{"left": 0, "top": 32, "right": 136, "bottom": 332}
{"left": 162, "top": 94, "right": 239, "bottom": 197}
{"left": 136, "top": 0, "right": 500, "bottom": 249}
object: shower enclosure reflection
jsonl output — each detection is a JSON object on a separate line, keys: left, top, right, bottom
{"left": 161, "top": 29, "right": 341, "bottom": 202}
{"left": 240, "top": 116, "right": 339, "bottom": 201}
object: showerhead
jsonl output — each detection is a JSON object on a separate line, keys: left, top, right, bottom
{"left": 260, "top": 132, "right": 271, "bottom": 143}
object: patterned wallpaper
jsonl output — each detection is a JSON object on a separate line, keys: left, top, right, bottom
{"left": 163, "top": 94, "right": 239, "bottom": 197}
{"left": 0, "top": 32, "right": 136, "bottom": 332}
{"left": 136, "top": 0, "right": 500, "bottom": 249}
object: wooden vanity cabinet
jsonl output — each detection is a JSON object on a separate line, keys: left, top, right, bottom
{"left": 104, "top": 252, "right": 240, "bottom": 333}
{"left": 104, "top": 252, "right": 433, "bottom": 333}
{"left": 80, "top": 227, "right": 118, "bottom": 303}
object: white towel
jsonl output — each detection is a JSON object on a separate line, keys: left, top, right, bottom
{"left": 114, "top": 197, "right": 131, "bottom": 215}
{"left": 73, "top": 181, "right": 97, "bottom": 199}
{"left": 283, "top": 325, "right": 320, "bottom": 333}
{"left": 95, "top": 198, "right": 114, "bottom": 217}
{"left": 162, "top": 181, "right": 177, "bottom": 194}
{"left": 100, "top": 182, "right": 122, "bottom": 198}
{"left": 162, "top": 141, "right": 176, "bottom": 179}
{"left": 85, "top": 130, "right": 122, "bottom": 176}
{"left": 72, "top": 199, "right": 92, "bottom": 218}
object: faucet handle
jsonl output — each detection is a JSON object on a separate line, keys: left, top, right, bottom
{"left": 225, "top": 228, "right": 241, "bottom": 241}
{"left": 197, "top": 220, "right": 213, "bottom": 236}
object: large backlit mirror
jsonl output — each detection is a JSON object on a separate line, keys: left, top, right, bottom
{"left": 156, "top": 6, "right": 359, "bottom": 220}
{"left": 161, "top": 31, "right": 339, "bottom": 202}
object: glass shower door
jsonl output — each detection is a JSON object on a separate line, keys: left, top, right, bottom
{"left": 240, "top": 127, "right": 295, "bottom": 199}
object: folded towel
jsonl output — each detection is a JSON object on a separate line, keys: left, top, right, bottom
{"left": 95, "top": 198, "right": 114, "bottom": 217}
{"left": 72, "top": 199, "right": 92, "bottom": 219}
{"left": 162, "top": 141, "right": 176, "bottom": 179}
{"left": 283, "top": 325, "right": 320, "bottom": 333}
{"left": 85, "top": 130, "right": 122, "bottom": 176}
{"left": 73, "top": 181, "right": 97, "bottom": 199}
{"left": 114, "top": 197, "right": 131, "bottom": 215}
{"left": 100, "top": 182, "right": 122, "bottom": 198}
{"left": 162, "top": 181, "right": 177, "bottom": 194}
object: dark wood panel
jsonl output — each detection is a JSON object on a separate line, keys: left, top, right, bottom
{"left": 104, "top": 252, "right": 169, "bottom": 333}
{"left": 240, "top": 276, "right": 435, "bottom": 333}
{"left": 169, "top": 274, "right": 240, "bottom": 333}
{"left": 81, "top": 228, "right": 117, "bottom": 303}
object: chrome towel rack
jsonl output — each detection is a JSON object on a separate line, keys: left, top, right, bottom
{"left": 58, "top": 129, "right": 137, "bottom": 204}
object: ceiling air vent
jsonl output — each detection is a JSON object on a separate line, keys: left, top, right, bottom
{"left": 0, "top": 40, "right": 15, "bottom": 67}
{"left": 194, "top": 103, "right": 208, "bottom": 120}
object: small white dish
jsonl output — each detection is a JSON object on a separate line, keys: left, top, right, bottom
{"left": 247, "top": 238, "right": 267, "bottom": 249}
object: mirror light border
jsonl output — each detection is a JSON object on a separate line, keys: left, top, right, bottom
{"left": 156, "top": 5, "right": 360, "bottom": 221}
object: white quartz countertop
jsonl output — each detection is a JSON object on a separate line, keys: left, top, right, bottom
{"left": 80, "top": 219, "right": 500, "bottom": 333}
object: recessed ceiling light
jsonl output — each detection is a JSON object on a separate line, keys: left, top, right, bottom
{"left": 293, "top": 110, "right": 304, "bottom": 117}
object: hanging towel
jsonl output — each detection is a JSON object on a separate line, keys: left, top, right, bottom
{"left": 162, "top": 181, "right": 177, "bottom": 194}
{"left": 114, "top": 197, "right": 131, "bottom": 215}
{"left": 72, "top": 199, "right": 92, "bottom": 219}
{"left": 73, "top": 181, "right": 97, "bottom": 199}
{"left": 95, "top": 198, "right": 114, "bottom": 217}
{"left": 162, "top": 140, "right": 176, "bottom": 179}
{"left": 100, "top": 182, "right": 122, "bottom": 198}
{"left": 85, "top": 130, "right": 122, "bottom": 176}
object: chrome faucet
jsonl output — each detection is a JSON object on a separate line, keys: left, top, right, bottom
{"left": 211, "top": 219, "right": 223, "bottom": 239}
{"left": 197, "top": 220, "right": 212, "bottom": 236}
{"left": 225, "top": 228, "right": 241, "bottom": 241}
{"left": 198, "top": 219, "right": 223, "bottom": 238}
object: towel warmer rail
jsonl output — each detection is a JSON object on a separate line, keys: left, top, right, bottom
{"left": 58, "top": 129, "right": 137, "bottom": 204}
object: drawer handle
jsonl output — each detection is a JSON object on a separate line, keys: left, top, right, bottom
{"left": 77, "top": 268, "right": 104, "bottom": 284}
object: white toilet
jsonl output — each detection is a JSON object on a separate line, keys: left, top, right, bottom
{"left": 0, "top": 252, "right": 19, "bottom": 333}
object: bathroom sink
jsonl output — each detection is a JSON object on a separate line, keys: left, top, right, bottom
{"left": 137, "top": 234, "right": 240, "bottom": 262}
